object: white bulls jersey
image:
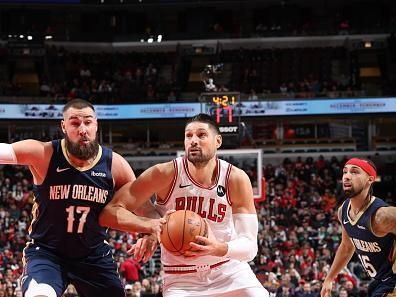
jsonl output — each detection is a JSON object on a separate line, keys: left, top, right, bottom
{"left": 155, "top": 156, "right": 236, "bottom": 266}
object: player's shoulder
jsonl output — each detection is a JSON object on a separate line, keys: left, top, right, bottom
{"left": 228, "top": 165, "right": 250, "bottom": 183}
{"left": 111, "top": 150, "right": 125, "bottom": 161}
{"left": 111, "top": 151, "right": 129, "bottom": 167}
{"left": 111, "top": 151, "right": 134, "bottom": 175}
{"left": 371, "top": 204, "right": 396, "bottom": 236}
{"left": 374, "top": 205, "right": 396, "bottom": 221}
{"left": 151, "top": 160, "right": 175, "bottom": 176}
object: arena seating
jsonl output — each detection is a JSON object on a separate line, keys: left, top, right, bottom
{"left": 2, "top": 154, "right": 395, "bottom": 296}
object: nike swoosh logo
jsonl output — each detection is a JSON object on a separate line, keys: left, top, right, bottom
{"left": 56, "top": 167, "right": 70, "bottom": 173}
{"left": 343, "top": 220, "right": 349, "bottom": 224}
{"left": 179, "top": 184, "right": 192, "bottom": 188}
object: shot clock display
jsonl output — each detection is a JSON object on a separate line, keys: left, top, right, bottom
{"left": 201, "top": 92, "right": 240, "bottom": 125}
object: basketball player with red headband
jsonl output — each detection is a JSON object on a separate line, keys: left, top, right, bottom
{"left": 321, "top": 158, "right": 396, "bottom": 297}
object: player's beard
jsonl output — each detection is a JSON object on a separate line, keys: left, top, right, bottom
{"left": 187, "top": 149, "right": 214, "bottom": 167}
{"left": 343, "top": 184, "right": 364, "bottom": 199}
{"left": 65, "top": 134, "right": 99, "bottom": 160}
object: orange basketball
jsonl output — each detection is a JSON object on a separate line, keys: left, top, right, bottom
{"left": 160, "top": 210, "right": 208, "bottom": 255}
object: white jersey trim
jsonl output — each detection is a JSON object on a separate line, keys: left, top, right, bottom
{"left": 225, "top": 164, "right": 233, "bottom": 206}
{"left": 157, "top": 159, "right": 178, "bottom": 206}
{"left": 182, "top": 157, "right": 220, "bottom": 190}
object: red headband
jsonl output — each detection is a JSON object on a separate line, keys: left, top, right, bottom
{"left": 345, "top": 158, "right": 377, "bottom": 179}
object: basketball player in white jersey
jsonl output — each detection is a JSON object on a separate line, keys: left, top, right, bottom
{"left": 100, "top": 113, "right": 269, "bottom": 297}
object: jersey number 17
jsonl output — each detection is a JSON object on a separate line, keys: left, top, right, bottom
{"left": 66, "top": 206, "right": 91, "bottom": 233}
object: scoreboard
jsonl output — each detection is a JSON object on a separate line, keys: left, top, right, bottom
{"left": 201, "top": 92, "right": 240, "bottom": 125}
{"left": 201, "top": 92, "right": 241, "bottom": 148}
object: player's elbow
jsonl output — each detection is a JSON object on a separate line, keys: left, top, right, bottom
{"left": 226, "top": 237, "right": 258, "bottom": 262}
{"left": 237, "top": 240, "right": 258, "bottom": 262}
{"left": 246, "top": 240, "right": 258, "bottom": 262}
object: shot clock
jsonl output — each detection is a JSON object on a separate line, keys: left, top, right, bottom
{"left": 201, "top": 92, "right": 240, "bottom": 125}
{"left": 200, "top": 92, "right": 241, "bottom": 148}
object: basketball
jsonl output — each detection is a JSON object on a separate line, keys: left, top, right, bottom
{"left": 160, "top": 210, "right": 208, "bottom": 255}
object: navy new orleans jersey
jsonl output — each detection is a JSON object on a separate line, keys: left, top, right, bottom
{"left": 29, "top": 139, "right": 114, "bottom": 259}
{"left": 341, "top": 197, "right": 396, "bottom": 281}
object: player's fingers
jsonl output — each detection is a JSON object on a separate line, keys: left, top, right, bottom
{"left": 142, "top": 250, "right": 153, "bottom": 263}
{"left": 127, "top": 245, "right": 136, "bottom": 255}
{"left": 139, "top": 239, "right": 149, "bottom": 257}
{"left": 183, "top": 251, "right": 198, "bottom": 258}
{"left": 150, "top": 240, "right": 158, "bottom": 253}
{"left": 165, "top": 210, "right": 176, "bottom": 216}
{"left": 321, "top": 288, "right": 330, "bottom": 297}
{"left": 142, "top": 240, "right": 157, "bottom": 262}
{"left": 189, "top": 241, "right": 207, "bottom": 250}
{"left": 156, "top": 229, "right": 162, "bottom": 244}
{"left": 194, "top": 235, "right": 209, "bottom": 245}
{"left": 134, "top": 239, "right": 145, "bottom": 261}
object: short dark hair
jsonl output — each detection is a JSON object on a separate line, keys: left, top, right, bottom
{"left": 185, "top": 113, "right": 220, "bottom": 134}
{"left": 63, "top": 99, "right": 95, "bottom": 114}
{"left": 364, "top": 158, "right": 377, "bottom": 197}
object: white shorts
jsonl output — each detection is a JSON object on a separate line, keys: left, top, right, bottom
{"left": 162, "top": 260, "right": 269, "bottom": 297}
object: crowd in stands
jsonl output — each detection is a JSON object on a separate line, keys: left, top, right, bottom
{"left": 0, "top": 46, "right": 372, "bottom": 104}
{"left": 1, "top": 153, "right": 395, "bottom": 296}
{"left": 221, "top": 47, "right": 365, "bottom": 99}
{"left": 0, "top": 47, "right": 179, "bottom": 104}
{"left": 46, "top": 48, "right": 180, "bottom": 104}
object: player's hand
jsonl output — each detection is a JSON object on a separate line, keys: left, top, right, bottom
{"left": 148, "top": 218, "right": 166, "bottom": 240}
{"left": 164, "top": 209, "right": 176, "bottom": 218}
{"left": 158, "top": 209, "right": 176, "bottom": 242}
{"left": 128, "top": 234, "right": 158, "bottom": 263}
{"left": 184, "top": 220, "right": 227, "bottom": 258}
{"left": 320, "top": 279, "right": 333, "bottom": 297}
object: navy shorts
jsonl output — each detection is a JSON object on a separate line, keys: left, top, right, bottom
{"left": 21, "top": 242, "right": 125, "bottom": 297}
{"left": 368, "top": 276, "right": 396, "bottom": 297}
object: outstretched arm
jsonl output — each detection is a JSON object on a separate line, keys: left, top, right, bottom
{"left": 112, "top": 153, "right": 162, "bottom": 222}
{"left": 99, "top": 161, "right": 174, "bottom": 233}
{"left": 1, "top": 140, "right": 52, "bottom": 184}
{"left": 1, "top": 140, "right": 48, "bottom": 165}
{"left": 111, "top": 153, "right": 164, "bottom": 262}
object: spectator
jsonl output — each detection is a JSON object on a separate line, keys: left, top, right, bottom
{"left": 297, "top": 281, "right": 318, "bottom": 297}
{"left": 120, "top": 256, "right": 142, "bottom": 284}
{"left": 248, "top": 88, "right": 259, "bottom": 100}
{"left": 338, "top": 287, "right": 348, "bottom": 297}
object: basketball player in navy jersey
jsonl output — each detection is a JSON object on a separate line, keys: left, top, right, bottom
{"left": 321, "top": 158, "right": 396, "bottom": 297}
{"left": 0, "top": 99, "right": 163, "bottom": 297}
{"left": 100, "top": 113, "right": 269, "bottom": 297}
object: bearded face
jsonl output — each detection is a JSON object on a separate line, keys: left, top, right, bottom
{"left": 184, "top": 122, "right": 220, "bottom": 168}
{"left": 64, "top": 133, "right": 99, "bottom": 160}
{"left": 187, "top": 145, "right": 216, "bottom": 167}
{"left": 343, "top": 183, "right": 365, "bottom": 199}
{"left": 342, "top": 165, "right": 371, "bottom": 199}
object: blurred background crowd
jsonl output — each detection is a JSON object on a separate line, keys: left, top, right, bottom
{"left": 1, "top": 0, "right": 396, "bottom": 296}
{"left": 1, "top": 154, "right": 395, "bottom": 296}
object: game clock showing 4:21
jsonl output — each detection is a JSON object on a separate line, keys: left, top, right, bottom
{"left": 201, "top": 92, "right": 240, "bottom": 125}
